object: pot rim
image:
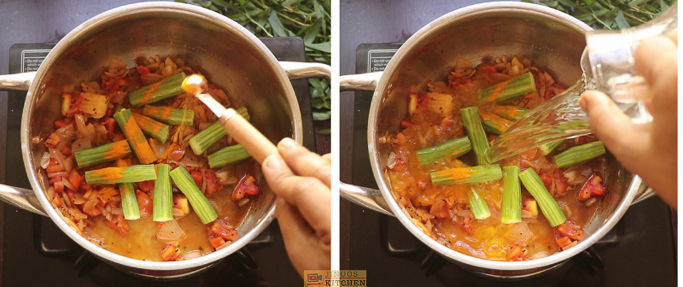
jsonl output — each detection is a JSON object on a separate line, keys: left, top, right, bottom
{"left": 367, "top": 1, "right": 641, "bottom": 271}
{"left": 20, "top": 1, "right": 302, "bottom": 271}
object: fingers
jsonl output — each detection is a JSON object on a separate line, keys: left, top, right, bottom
{"left": 635, "top": 36, "right": 678, "bottom": 95}
{"left": 274, "top": 197, "right": 315, "bottom": 278}
{"left": 277, "top": 138, "right": 331, "bottom": 187}
{"left": 262, "top": 154, "right": 331, "bottom": 236}
{"left": 578, "top": 90, "right": 649, "bottom": 163}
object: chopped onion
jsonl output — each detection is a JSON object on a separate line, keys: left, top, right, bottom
{"left": 40, "top": 152, "right": 50, "bottom": 169}
{"left": 71, "top": 138, "right": 92, "bottom": 153}
{"left": 387, "top": 152, "right": 398, "bottom": 169}
{"left": 507, "top": 222, "right": 534, "bottom": 243}
{"left": 238, "top": 198, "right": 250, "bottom": 207}
{"left": 149, "top": 138, "right": 169, "bottom": 159}
{"left": 529, "top": 251, "right": 549, "bottom": 260}
{"left": 47, "top": 171, "right": 68, "bottom": 179}
{"left": 156, "top": 220, "right": 187, "bottom": 244}
{"left": 62, "top": 178, "right": 77, "bottom": 193}
{"left": 181, "top": 250, "right": 202, "bottom": 260}
{"left": 72, "top": 193, "right": 85, "bottom": 205}
{"left": 55, "top": 124, "right": 77, "bottom": 143}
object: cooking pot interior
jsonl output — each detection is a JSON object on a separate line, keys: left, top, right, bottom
{"left": 27, "top": 7, "right": 293, "bottom": 236}
{"left": 374, "top": 8, "right": 633, "bottom": 250}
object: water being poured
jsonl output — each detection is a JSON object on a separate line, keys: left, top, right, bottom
{"left": 483, "top": 3, "right": 677, "bottom": 164}
{"left": 483, "top": 76, "right": 593, "bottom": 163}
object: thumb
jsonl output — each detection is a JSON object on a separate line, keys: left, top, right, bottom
{"left": 579, "top": 90, "right": 649, "bottom": 163}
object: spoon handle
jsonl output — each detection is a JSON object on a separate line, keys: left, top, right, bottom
{"left": 219, "top": 108, "right": 279, "bottom": 164}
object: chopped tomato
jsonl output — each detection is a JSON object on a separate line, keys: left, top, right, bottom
{"left": 137, "top": 180, "right": 154, "bottom": 192}
{"left": 575, "top": 135, "right": 596, "bottom": 145}
{"left": 46, "top": 159, "right": 63, "bottom": 173}
{"left": 167, "top": 144, "right": 185, "bottom": 161}
{"left": 54, "top": 119, "right": 71, "bottom": 129}
{"left": 61, "top": 145, "right": 72, "bottom": 156}
{"left": 54, "top": 180, "right": 65, "bottom": 194}
{"left": 49, "top": 176, "right": 63, "bottom": 185}
{"left": 483, "top": 65, "right": 497, "bottom": 74}
{"left": 66, "top": 190, "right": 75, "bottom": 201}
{"left": 578, "top": 174, "right": 605, "bottom": 201}
{"left": 556, "top": 236, "right": 573, "bottom": 249}
{"left": 103, "top": 118, "right": 117, "bottom": 139}
{"left": 553, "top": 171, "right": 568, "bottom": 196}
{"left": 539, "top": 172, "right": 553, "bottom": 191}
{"left": 461, "top": 216, "right": 475, "bottom": 235}
{"left": 161, "top": 244, "right": 180, "bottom": 261}
{"left": 82, "top": 202, "right": 102, "bottom": 217}
{"left": 232, "top": 175, "right": 259, "bottom": 201}
{"left": 136, "top": 191, "right": 153, "bottom": 218}
{"left": 401, "top": 120, "right": 413, "bottom": 128}
{"left": 506, "top": 244, "right": 524, "bottom": 261}
{"left": 136, "top": 65, "right": 151, "bottom": 75}
{"left": 104, "top": 214, "right": 129, "bottom": 236}
{"left": 556, "top": 222, "right": 584, "bottom": 241}
{"left": 209, "top": 221, "right": 238, "bottom": 241}
{"left": 209, "top": 235, "right": 226, "bottom": 249}
{"left": 205, "top": 170, "right": 221, "bottom": 195}
{"left": 68, "top": 169, "right": 83, "bottom": 190}
{"left": 79, "top": 183, "right": 93, "bottom": 192}
{"left": 190, "top": 171, "right": 203, "bottom": 188}
{"left": 45, "top": 133, "right": 61, "bottom": 148}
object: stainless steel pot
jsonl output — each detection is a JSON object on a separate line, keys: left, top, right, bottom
{"left": 340, "top": 2, "right": 652, "bottom": 278}
{"left": 0, "top": 2, "right": 330, "bottom": 278}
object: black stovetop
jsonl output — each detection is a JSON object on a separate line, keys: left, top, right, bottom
{"left": 341, "top": 43, "right": 677, "bottom": 286}
{"left": 0, "top": 37, "right": 313, "bottom": 286}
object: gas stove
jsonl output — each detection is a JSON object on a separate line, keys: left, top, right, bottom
{"left": 0, "top": 37, "right": 312, "bottom": 286}
{"left": 340, "top": 43, "right": 677, "bottom": 286}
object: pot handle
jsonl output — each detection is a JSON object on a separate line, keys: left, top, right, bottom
{"left": 0, "top": 72, "right": 35, "bottom": 91}
{"left": 340, "top": 182, "right": 394, "bottom": 216}
{"left": 340, "top": 72, "right": 383, "bottom": 91}
{"left": 0, "top": 184, "right": 47, "bottom": 216}
{"left": 631, "top": 181, "right": 654, "bottom": 205}
{"left": 279, "top": 62, "right": 331, "bottom": 80}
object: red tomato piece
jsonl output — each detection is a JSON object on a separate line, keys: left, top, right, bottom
{"left": 161, "top": 244, "right": 180, "bottom": 261}
{"left": 553, "top": 170, "right": 568, "bottom": 196}
{"left": 578, "top": 174, "right": 605, "bottom": 201}
{"left": 556, "top": 222, "right": 584, "bottom": 241}
{"left": 506, "top": 244, "right": 524, "bottom": 261}
{"left": 137, "top": 180, "right": 155, "bottom": 192}
{"left": 209, "top": 235, "right": 226, "bottom": 249}
{"left": 440, "top": 116, "right": 454, "bottom": 129}
{"left": 54, "top": 180, "right": 65, "bottom": 194}
{"left": 190, "top": 171, "right": 203, "bottom": 188}
{"left": 136, "top": 191, "right": 153, "bottom": 218}
{"left": 68, "top": 169, "right": 83, "bottom": 190}
{"left": 136, "top": 65, "right": 150, "bottom": 75}
{"left": 103, "top": 118, "right": 117, "bottom": 139}
{"left": 232, "top": 175, "right": 259, "bottom": 201}
{"left": 556, "top": 236, "right": 572, "bottom": 249}
{"left": 205, "top": 170, "right": 221, "bottom": 195}
{"left": 209, "top": 221, "right": 238, "bottom": 242}
{"left": 54, "top": 119, "right": 71, "bottom": 129}
{"left": 45, "top": 133, "right": 61, "bottom": 148}
{"left": 539, "top": 172, "right": 553, "bottom": 191}
{"left": 483, "top": 65, "right": 497, "bottom": 74}
{"left": 104, "top": 214, "right": 129, "bottom": 236}
{"left": 401, "top": 120, "right": 413, "bottom": 128}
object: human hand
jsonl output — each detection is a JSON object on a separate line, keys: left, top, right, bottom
{"left": 579, "top": 30, "right": 677, "bottom": 210}
{"left": 261, "top": 137, "right": 331, "bottom": 278}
